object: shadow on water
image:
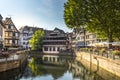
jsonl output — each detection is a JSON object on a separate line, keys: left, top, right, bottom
{"left": 0, "top": 54, "right": 120, "bottom": 80}
{"left": 0, "top": 65, "right": 26, "bottom": 80}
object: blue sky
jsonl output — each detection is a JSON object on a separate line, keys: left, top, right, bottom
{"left": 0, "top": 0, "right": 71, "bottom": 32}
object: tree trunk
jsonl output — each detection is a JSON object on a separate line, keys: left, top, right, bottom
{"left": 108, "top": 30, "right": 113, "bottom": 49}
{"left": 83, "top": 28, "right": 86, "bottom": 48}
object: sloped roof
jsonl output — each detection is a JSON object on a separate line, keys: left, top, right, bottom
{"left": 0, "top": 14, "right": 5, "bottom": 28}
{"left": 0, "top": 21, "right": 5, "bottom": 28}
{"left": 54, "top": 27, "right": 65, "bottom": 33}
{"left": 4, "top": 17, "right": 14, "bottom": 25}
{"left": 44, "top": 28, "right": 66, "bottom": 37}
{"left": 4, "top": 17, "right": 19, "bottom": 32}
{"left": 19, "top": 25, "right": 43, "bottom": 33}
{"left": 44, "top": 30, "right": 53, "bottom": 36}
{"left": 0, "top": 14, "right": 3, "bottom": 20}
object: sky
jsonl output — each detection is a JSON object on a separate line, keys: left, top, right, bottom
{"left": 0, "top": 0, "right": 72, "bottom": 32}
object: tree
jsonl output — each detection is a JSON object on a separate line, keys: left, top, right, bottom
{"left": 29, "top": 30, "right": 44, "bottom": 50}
{"left": 64, "top": 0, "right": 120, "bottom": 48}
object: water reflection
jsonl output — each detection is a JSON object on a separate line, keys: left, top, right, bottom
{"left": 20, "top": 55, "right": 104, "bottom": 80}
{"left": 0, "top": 55, "right": 119, "bottom": 80}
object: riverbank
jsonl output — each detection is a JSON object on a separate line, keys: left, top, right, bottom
{"left": 75, "top": 51, "right": 120, "bottom": 78}
{"left": 0, "top": 51, "right": 27, "bottom": 72}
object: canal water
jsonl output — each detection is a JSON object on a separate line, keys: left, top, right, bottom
{"left": 0, "top": 55, "right": 120, "bottom": 80}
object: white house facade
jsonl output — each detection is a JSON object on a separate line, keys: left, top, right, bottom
{"left": 19, "top": 26, "right": 43, "bottom": 49}
{"left": 72, "top": 28, "right": 106, "bottom": 48}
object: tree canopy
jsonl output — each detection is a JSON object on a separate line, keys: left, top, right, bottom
{"left": 64, "top": 0, "right": 120, "bottom": 42}
{"left": 29, "top": 30, "right": 44, "bottom": 51}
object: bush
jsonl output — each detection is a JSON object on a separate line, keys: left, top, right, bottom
{"left": 100, "top": 49, "right": 106, "bottom": 53}
{"left": 112, "top": 50, "right": 120, "bottom": 55}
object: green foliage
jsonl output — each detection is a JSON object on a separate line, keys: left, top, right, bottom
{"left": 29, "top": 30, "right": 44, "bottom": 50}
{"left": 64, "top": 0, "right": 120, "bottom": 42}
{"left": 29, "top": 57, "right": 46, "bottom": 76}
{"left": 100, "top": 49, "right": 106, "bottom": 53}
{"left": 112, "top": 50, "right": 120, "bottom": 55}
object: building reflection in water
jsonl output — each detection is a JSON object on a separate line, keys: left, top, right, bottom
{"left": 27, "top": 55, "right": 104, "bottom": 80}
{"left": 0, "top": 55, "right": 119, "bottom": 80}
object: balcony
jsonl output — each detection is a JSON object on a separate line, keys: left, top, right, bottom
{"left": 5, "top": 43, "right": 19, "bottom": 47}
{"left": 5, "top": 36, "right": 19, "bottom": 39}
{"left": 44, "top": 35, "right": 67, "bottom": 38}
{"left": 43, "top": 40, "right": 66, "bottom": 42}
{"left": 5, "top": 29, "right": 13, "bottom": 32}
{"left": 12, "top": 36, "right": 19, "bottom": 39}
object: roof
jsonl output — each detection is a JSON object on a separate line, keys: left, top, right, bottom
{"left": 0, "top": 14, "right": 3, "bottom": 20}
{"left": 4, "top": 17, "right": 14, "bottom": 25}
{"left": 44, "top": 28, "right": 66, "bottom": 37}
{"left": 19, "top": 25, "right": 43, "bottom": 33}
{"left": 4, "top": 17, "right": 19, "bottom": 32}
{"left": 44, "top": 30, "right": 52, "bottom": 36}
{"left": 0, "top": 14, "right": 5, "bottom": 28}
{"left": 0, "top": 21, "right": 5, "bottom": 28}
{"left": 54, "top": 27, "right": 65, "bottom": 33}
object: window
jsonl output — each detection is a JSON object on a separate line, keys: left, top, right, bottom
{"left": 12, "top": 40, "right": 15, "bottom": 44}
{"left": 57, "top": 47, "right": 60, "bottom": 51}
{"left": 93, "top": 35, "right": 96, "bottom": 38}
{"left": 15, "top": 40, "right": 17, "bottom": 44}
{"left": 11, "top": 26, "right": 13, "bottom": 29}
{"left": 5, "top": 32, "right": 8, "bottom": 37}
{"left": 9, "top": 32, "right": 12, "bottom": 36}
{"left": 53, "top": 47, "right": 55, "bottom": 51}
{"left": 49, "top": 47, "right": 51, "bottom": 51}
{"left": 5, "top": 40, "right": 9, "bottom": 44}
{"left": 44, "top": 47, "right": 48, "bottom": 51}
{"left": 15, "top": 33, "right": 18, "bottom": 36}
{"left": 9, "top": 40, "right": 12, "bottom": 44}
{"left": 86, "top": 35, "right": 89, "bottom": 39}
{"left": 13, "top": 32, "right": 15, "bottom": 36}
{"left": 23, "top": 42, "right": 25, "bottom": 45}
{"left": 8, "top": 25, "right": 11, "bottom": 29}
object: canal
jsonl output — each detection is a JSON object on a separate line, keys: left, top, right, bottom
{"left": 0, "top": 54, "right": 120, "bottom": 80}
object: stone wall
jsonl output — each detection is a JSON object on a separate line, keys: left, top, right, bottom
{"left": 76, "top": 51, "right": 120, "bottom": 78}
{"left": 0, "top": 53, "right": 27, "bottom": 72}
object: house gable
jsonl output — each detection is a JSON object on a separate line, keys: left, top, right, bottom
{"left": 4, "top": 17, "right": 19, "bottom": 32}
